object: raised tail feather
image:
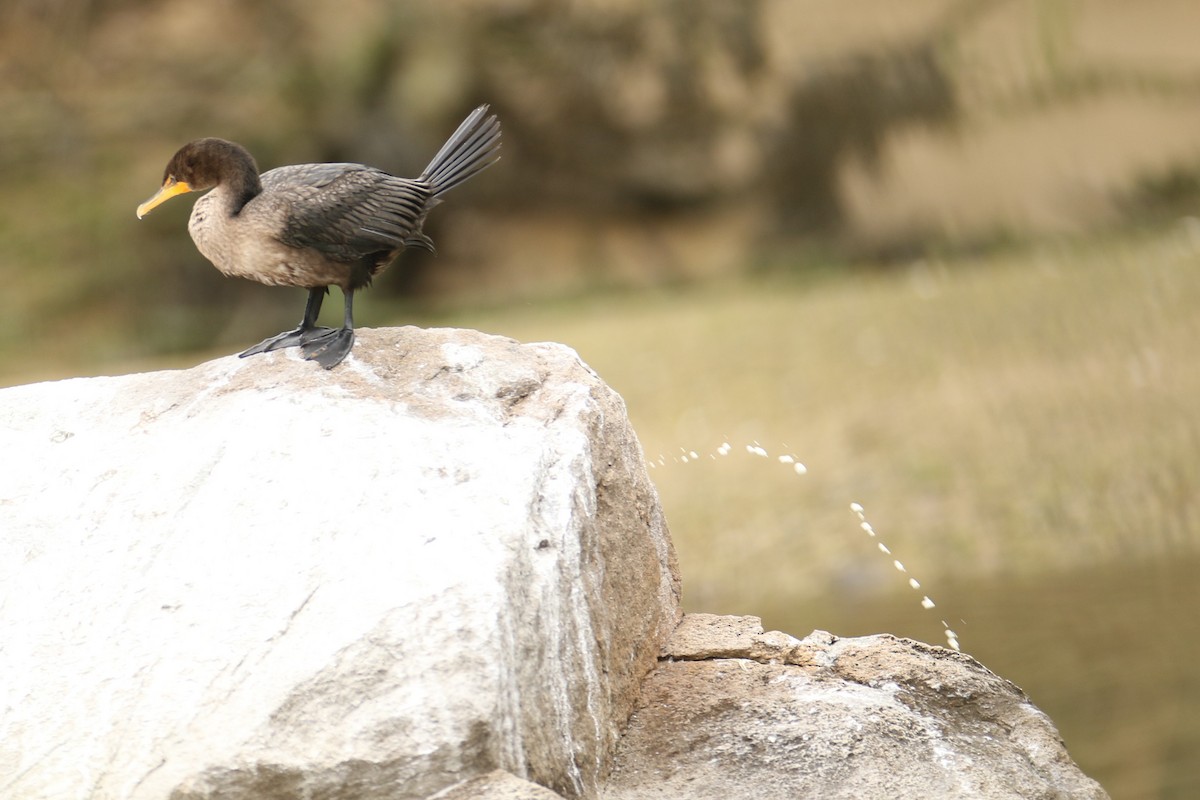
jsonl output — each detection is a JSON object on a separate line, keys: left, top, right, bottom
{"left": 421, "top": 105, "right": 502, "bottom": 198}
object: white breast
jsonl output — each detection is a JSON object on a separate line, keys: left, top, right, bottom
{"left": 187, "top": 189, "right": 314, "bottom": 287}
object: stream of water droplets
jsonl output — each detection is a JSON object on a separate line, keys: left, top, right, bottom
{"left": 648, "top": 440, "right": 961, "bottom": 651}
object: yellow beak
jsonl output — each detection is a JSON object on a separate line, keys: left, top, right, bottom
{"left": 136, "top": 177, "right": 194, "bottom": 219}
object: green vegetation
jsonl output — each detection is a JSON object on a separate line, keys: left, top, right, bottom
{"left": 7, "top": 0, "right": 1200, "bottom": 385}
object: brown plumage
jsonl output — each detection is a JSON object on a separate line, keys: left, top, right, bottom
{"left": 137, "top": 105, "right": 501, "bottom": 368}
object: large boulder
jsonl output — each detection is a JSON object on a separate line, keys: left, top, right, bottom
{"left": 0, "top": 327, "right": 680, "bottom": 800}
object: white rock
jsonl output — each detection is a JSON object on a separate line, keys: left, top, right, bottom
{"left": 0, "top": 327, "right": 681, "bottom": 800}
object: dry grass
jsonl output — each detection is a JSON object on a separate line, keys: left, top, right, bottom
{"left": 436, "top": 223, "right": 1200, "bottom": 615}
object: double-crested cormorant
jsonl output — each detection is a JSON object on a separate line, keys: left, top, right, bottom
{"left": 137, "top": 105, "right": 501, "bottom": 368}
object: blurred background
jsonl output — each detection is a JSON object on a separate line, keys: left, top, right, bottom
{"left": 3, "top": 0, "right": 1199, "bottom": 796}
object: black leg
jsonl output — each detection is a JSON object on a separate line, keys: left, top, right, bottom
{"left": 300, "top": 289, "right": 356, "bottom": 369}
{"left": 239, "top": 288, "right": 334, "bottom": 358}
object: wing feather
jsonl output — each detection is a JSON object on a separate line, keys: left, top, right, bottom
{"left": 259, "top": 164, "right": 433, "bottom": 261}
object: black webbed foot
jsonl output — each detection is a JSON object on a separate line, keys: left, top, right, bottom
{"left": 300, "top": 327, "right": 356, "bottom": 369}
{"left": 239, "top": 325, "right": 335, "bottom": 358}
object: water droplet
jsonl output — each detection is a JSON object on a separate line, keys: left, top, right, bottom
{"left": 921, "top": 597, "right": 936, "bottom": 609}
{"left": 878, "top": 543, "right": 891, "bottom": 555}
{"left": 850, "top": 502, "right": 864, "bottom": 514}
{"left": 908, "top": 578, "right": 921, "bottom": 590}
{"left": 793, "top": 462, "right": 808, "bottom": 475}
{"left": 893, "top": 560, "right": 906, "bottom": 572}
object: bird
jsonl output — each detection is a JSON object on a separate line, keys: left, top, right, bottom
{"left": 137, "top": 105, "right": 501, "bottom": 368}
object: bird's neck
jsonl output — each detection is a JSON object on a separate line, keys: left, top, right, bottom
{"left": 221, "top": 169, "right": 263, "bottom": 216}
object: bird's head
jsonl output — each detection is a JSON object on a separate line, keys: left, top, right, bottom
{"left": 136, "top": 138, "right": 258, "bottom": 218}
